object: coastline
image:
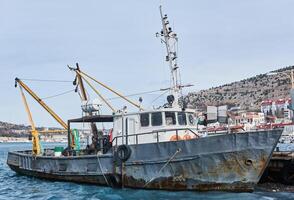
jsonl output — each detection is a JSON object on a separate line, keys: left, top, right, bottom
{"left": 0, "top": 137, "right": 30, "bottom": 143}
{"left": 0, "top": 137, "right": 67, "bottom": 143}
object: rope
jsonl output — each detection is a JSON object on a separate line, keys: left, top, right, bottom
{"left": 97, "top": 154, "right": 110, "bottom": 186}
{"left": 41, "top": 89, "right": 75, "bottom": 100}
{"left": 143, "top": 148, "right": 181, "bottom": 188}
{"left": 19, "top": 78, "right": 72, "bottom": 83}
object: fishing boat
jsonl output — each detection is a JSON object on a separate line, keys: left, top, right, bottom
{"left": 7, "top": 6, "right": 282, "bottom": 192}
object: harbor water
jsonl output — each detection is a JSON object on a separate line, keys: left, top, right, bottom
{"left": 0, "top": 143, "right": 293, "bottom": 200}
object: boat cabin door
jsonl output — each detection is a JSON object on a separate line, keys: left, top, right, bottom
{"left": 125, "top": 117, "right": 136, "bottom": 145}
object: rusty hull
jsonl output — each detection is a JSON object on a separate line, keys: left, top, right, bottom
{"left": 7, "top": 151, "right": 119, "bottom": 187}
{"left": 7, "top": 129, "right": 282, "bottom": 192}
{"left": 121, "top": 129, "right": 282, "bottom": 191}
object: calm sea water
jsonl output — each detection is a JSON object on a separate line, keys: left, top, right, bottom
{"left": 0, "top": 143, "right": 293, "bottom": 200}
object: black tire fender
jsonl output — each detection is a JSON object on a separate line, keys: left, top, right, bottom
{"left": 115, "top": 145, "right": 131, "bottom": 162}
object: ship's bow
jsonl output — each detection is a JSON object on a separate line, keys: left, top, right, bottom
{"left": 122, "top": 129, "right": 283, "bottom": 192}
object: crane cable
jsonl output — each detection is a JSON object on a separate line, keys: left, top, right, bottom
{"left": 41, "top": 89, "right": 75, "bottom": 100}
{"left": 18, "top": 78, "right": 184, "bottom": 104}
{"left": 106, "top": 89, "right": 162, "bottom": 101}
{"left": 17, "top": 78, "right": 75, "bottom": 100}
{"left": 19, "top": 78, "right": 72, "bottom": 83}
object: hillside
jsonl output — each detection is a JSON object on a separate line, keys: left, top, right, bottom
{"left": 0, "top": 121, "right": 61, "bottom": 137}
{"left": 0, "top": 121, "right": 31, "bottom": 137}
{"left": 185, "top": 66, "right": 294, "bottom": 111}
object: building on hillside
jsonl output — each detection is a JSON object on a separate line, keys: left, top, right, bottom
{"left": 229, "top": 111, "right": 265, "bottom": 129}
{"left": 261, "top": 98, "right": 293, "bottom": 122}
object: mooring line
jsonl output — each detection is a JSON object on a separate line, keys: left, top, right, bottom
{"left": 97, "top": 154, "right": 110, "bottom": 186}
{"left": 143, "top": 148, "right": 182, "bottom": 188}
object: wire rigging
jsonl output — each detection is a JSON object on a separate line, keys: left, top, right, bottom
{"left": 19, "top": 77, "right": 182, "bottom": 105}
{"left": 150, "top": 90, "right": 169, "bottom": 106}
{"left": 19, "top": 78, "right": 72, "bottom": 83}
{"left": 19, "top": 77, "right": 75, "bottom": 100}
{"left": 41, "top": 89, "right": 75, "bottom": 100}
{"left": 106, "top": 89, "right": 163, "bottom": 101}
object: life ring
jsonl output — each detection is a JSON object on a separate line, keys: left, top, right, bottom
{"left": 170, "top": 135, "right": 182, "bottom": 141}
{"left": 183, "top": 134, "right": 192, "bottom": 140}
{"left": 115, "top": 145, "right": 131, "bottom": 162}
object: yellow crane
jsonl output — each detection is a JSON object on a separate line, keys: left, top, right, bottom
{"left": 15, "top": 78, "right": 69, "bottom": 155}
{"left": 68, "top": 64, "right": 143, "bottom": 112}
{"left": 18, "top": 86, "right": 41, "bottom": 155}
{"left": 68, "top": 63, "right": 144, "bottom": 151}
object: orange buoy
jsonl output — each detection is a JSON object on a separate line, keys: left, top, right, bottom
{"left": 170, "top": 135, "right": 182, "bottom": 141}
{"left": 109, "top": 128, "right": 113, "bottom": 143}
{"left": 183, "top": 134, "right": 192, "bottom": 140}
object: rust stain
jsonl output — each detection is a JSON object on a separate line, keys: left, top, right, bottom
{"left": 257, "top": 153, "right": 270, "bottom": 178}
{"left": 123, "top": 175, "right": 254, "bottom": 192}
{"left": 191, "top": 182, "right": 254, "bottom": 192}
{"left": 206, "top": 156, "right": 246, "bottom": 178}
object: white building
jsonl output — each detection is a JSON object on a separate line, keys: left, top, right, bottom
{"left": 261, "top": 98, "right": 293, "bottom": 121}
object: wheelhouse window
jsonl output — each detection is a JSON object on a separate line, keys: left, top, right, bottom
{"left": 140, "top": 113, "right": 149, "bottom": 127}
{"left": 177, "top": 112, "right": 187, "bottom": 125}
{"left": 151, "top": 112, "right": 163, "bottom": 126}
{"left": 165, "top": 112, "right": 176, "bottom": 125}
{"left": 188, "top": 114, "right": 195, "bottom": 125}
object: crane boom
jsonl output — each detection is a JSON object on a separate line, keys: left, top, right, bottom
{"left": 19, "top": 86, "right": 36, "bottom": 130}
{"left": 79, "top": 70, "right": 143, "bottom": 110}
{"left": 15, "top": 78, "right": 68, "bottom": 130}
{"left": 75, "top": 63, "right": 88, "bottom": 101}
{"left": 19, "top": 86, "right": 41, "bottom": 155}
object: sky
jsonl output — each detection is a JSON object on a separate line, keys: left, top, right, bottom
{"left": 0, "top": 0, "right": 294, "bottom": 127}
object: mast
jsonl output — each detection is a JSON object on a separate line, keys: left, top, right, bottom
{"left": 74, "top": 63, "right": 101, "bottom": 147}
{"left": 157, "top": 5, "right": 181, "bottom": 108}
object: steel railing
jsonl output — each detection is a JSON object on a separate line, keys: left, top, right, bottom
{"left": 111, "top": 127, "right": 200, "bottom": 146}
